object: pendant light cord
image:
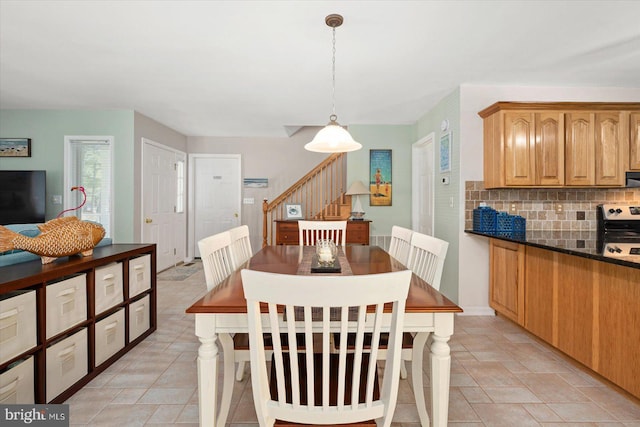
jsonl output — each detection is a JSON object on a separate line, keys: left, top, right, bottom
{"left": 331, "top": 25, "right": 337, "bottom": 119}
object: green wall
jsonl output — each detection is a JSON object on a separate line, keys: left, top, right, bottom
{"left": 415, "top": 88, "right": 461, "bottom": 302}
{"left": 346, "top": 125, "right": 417, "bottom": 237}
{"left": 0, "top": 109, "right": 135, "bottom": 242}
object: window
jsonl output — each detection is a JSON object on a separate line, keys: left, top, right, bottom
{"left": 64, "top": 136, "right": 114, "bottom": 237}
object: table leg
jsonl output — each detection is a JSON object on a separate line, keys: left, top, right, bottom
{"left": 430, "top": 313, "right": 454, "bottom": 427}
{"left": 217, "top": 333, "right": 236, "bottom": 427}
{"left": 196, "top": 315, "right": 219, "bottom": 427}
{"left": 411, "top": 332, "right": 430, "bottom": 427}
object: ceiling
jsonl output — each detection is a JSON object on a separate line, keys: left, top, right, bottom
{"left": 1, "top": 0, "right": 639, "bottom": 138}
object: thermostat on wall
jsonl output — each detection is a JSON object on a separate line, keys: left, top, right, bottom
{"left": 440, "top": 119, "right": 449, "bottom": 132}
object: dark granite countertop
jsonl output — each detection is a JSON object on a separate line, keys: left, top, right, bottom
{"left": 465, "top": 229, "right": 640, "bottom": 270}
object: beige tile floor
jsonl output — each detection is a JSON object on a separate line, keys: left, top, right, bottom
{"left": 66, "top": 261, "right": 640, "bottom": 426}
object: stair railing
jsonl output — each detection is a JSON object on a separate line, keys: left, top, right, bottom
{"left": 262, "top": 153, "right": 349, "bottom": 247}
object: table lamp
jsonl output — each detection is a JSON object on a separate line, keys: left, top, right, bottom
{"left": 345, "top": 180, "right": 370, "bottom": 220}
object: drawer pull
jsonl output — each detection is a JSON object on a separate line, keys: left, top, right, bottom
{"left": 135, "top": 306, "right": 145, "bottom": 313}
{"left": 102, "top": 273, "right": 115, "bottom": 281}
{"left": 57, "top": 288, "right": 77, "bottom": 297}
{"left": 133, "top": 264, "right": 145, "bottom": 270}
{"left": 0, "top": 308, "right": 18, "bottom": 320}
{"left": 57, "top": 344, "right": 76, "bottom": 358}
{"left": 0, "top": 376, "right": 21, "bottom": 396}
{"left": 104, "top": 321, "right": 118, "bottom": 331}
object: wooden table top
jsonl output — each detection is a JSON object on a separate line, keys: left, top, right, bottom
{"left": 186, "top": 245, "right": 462, "bottom": 315}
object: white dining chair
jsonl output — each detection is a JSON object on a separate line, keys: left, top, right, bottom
{"left": 198, "top": 231, "right": 234, "bottom": 292}
{"left": 388, "top": 225, "right": 413, "bottom": 266}
{"left": 228, "top": 225, "right": 253, "bottom": 268}
{"left": 298, "top": 220, "right": 347, "bottom": 247}
{"left": 242, "top": 268, "right": 411, "bottom": 427}
{"left": 407, "top": 232, "right": 449, "bottom": 291}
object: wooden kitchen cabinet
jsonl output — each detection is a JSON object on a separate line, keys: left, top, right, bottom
{"left": 479, "top": 102, "right": 639, "bottom": 188}
{"left": 524, "top": 246, "right": 555, "bottom": 344}
{"left": 565, "top": 111, "right": 627, "bottom": 186}
{"left": 275, "top": 220, "right": 370, "bottom": 245}
{"left": 630, "top": 112, "right": 640, "bottom": 170}
{"left": 489, "top": 239, "right": 524, "bottom": 325}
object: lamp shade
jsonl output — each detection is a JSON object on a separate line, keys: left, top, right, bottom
{"left": 345, "top": 180, "right": 370, "bottom": 195}
{"left": 304, "top": 120, "right": 362, "bottom": 153}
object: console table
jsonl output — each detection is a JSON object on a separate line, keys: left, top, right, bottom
{"left": 0, "top": 244, "right": 156, "bottom": 403}
{"left": 274, "top": 220, "right": 370, "bottom": 245}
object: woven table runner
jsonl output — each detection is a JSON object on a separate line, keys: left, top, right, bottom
{"left": 296, "top": 246, "right": 353, "bottom": 276}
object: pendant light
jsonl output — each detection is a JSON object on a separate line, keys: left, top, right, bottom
{"left": 305, "top": 14, "right": 362, "bottom": 153}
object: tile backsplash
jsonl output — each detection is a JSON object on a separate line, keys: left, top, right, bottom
{"left": 465, "top": 181, "right": 640, "bottom": 231}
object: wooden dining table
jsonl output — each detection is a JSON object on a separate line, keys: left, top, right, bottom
{"left": 186, "top": 245, "right": 462, "bottom": 427}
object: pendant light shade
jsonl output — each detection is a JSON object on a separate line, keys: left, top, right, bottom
{"left": 304, "top": 115, "right": 362, "bottom": 153}
{"left": 305, "top": 14, "right": 361, "bottom": 154}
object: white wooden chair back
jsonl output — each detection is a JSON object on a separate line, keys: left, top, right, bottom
{"left": 228, "top": 225, "right": 252, "bottom": 268}
{"left": 242, "top": 269, "right": 411, "bottom": 427}
{"left": 297, "top": 220, "right": 347, "bottom": 247}
{"left": 198, "top": 231, "right": 234, "bottom": 291}
{"left": 407, "top": 232, "right": 449, "bottom": 291}
{"left": 388, "top": 226, "right": 413, "bottom": 266}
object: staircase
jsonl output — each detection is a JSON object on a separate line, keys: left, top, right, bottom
{"left": 262, "top": 153, "right": 351, "bottom": 247}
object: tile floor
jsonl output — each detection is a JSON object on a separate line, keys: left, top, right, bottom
{"left": 66, "top": 262, "right": 640, "bottom": 426}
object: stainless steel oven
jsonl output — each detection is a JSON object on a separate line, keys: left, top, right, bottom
{"left": 596, "top": 204, "right": 640, "bottom": 260}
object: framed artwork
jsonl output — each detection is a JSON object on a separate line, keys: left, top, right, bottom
{"left": 243, "top": 178, "right": 268, "bottom": 188}
{"left": 285, "top": 203, "right": 303, "bottom": 219}
{"left": 439, "top": 132, "right": 451, "bottom": 173}
{"left": 369, "top": 149, "right": 392, "bottom": 206}
{"left": 0, "top": 138, "right": 31, "bottom": 157}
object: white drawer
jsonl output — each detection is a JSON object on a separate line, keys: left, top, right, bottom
{"left": 46, "top": 328, "right": 88, "bottom": 402}
{"left": 94, "top": 262, "right": 123, "bottom": 315}
{"left": 46, "top": 274, "right": 87, "bottom": 339}
{"left": 0, "top": 290, "right": 37, "bottom": 365}
{"left": 129, "top": 295, "right": 150, "bottom": 341}
{"left": 94, "top": 309, "right": 125, "bottom": 366}
{"left": 0, "top": 356, "right": 34, "bottom": 404}
{"left": 129, "top": 254, "right": 151, "bottom": 298}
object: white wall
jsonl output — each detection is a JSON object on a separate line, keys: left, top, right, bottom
{"left": 457, "top": 85, "right": 640, "bottom": 315}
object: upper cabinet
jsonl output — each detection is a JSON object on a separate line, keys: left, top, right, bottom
{"left": 631, "top": 112, "right": 640, "bottom": 170}
{"left": 479, "top": 102, "right": 640, "bottom": 188}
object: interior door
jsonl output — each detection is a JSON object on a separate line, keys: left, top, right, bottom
{"left": 192, "top": 155, "right": 241, "bottom": 258}
{"left": 142, "top": 140, "right": 186, "bottom": 271}
{"left": 412, "top": 134, "right": 435, "bottom": 236}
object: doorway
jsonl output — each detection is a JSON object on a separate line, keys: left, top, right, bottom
{"left": 141, "top": 138, "right": 187, "bottom": 271}
{"left": 412, "top": 133, "right": 435, "bottom": 236}
{"left": 188, "top": 154, "right": 242, "bottom": 258}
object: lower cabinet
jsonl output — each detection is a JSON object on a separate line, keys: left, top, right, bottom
{"left": 275, "top": 220, "right": 371, "bottom": 245}
{"left": 490, "top": 238, "right": 640, "bottom": 400}
{"left": 0, "top": 244, "right": 156, "bottom": 403}
{"left": 489, "top": 239, "right": 524, "bottom": 324}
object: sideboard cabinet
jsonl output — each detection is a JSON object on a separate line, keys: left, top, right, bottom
{"left": 0, "top": 244, "right": 156, "bottom": 403}
{"left": 275, "top": 220, "right": 370, "bottom": 245}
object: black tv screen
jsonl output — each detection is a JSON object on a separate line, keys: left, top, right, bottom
{"left": 0, "top": 170, "right": 46, "bottom": 225}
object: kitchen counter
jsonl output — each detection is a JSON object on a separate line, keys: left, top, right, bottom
{"left": 465, "top": 229, "right": 640, "bottom": 269}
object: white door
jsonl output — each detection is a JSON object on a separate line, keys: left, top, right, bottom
{"left": 190, "top": 155, "right": 241, "bottom": 258}
{"left": 142, "top": 139, "right": 186, "bottom": 271}
{"left": 412, "top": 134, "right": 435, "bottom": 236}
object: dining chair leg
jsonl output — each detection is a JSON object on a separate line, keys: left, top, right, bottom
{"left": 411, "top": 332, "right": 430, "bottom": 427}
{"left": 400, "top": 360, "right": 408, "bottom": 379}
{"left": 235, "top": 361, "right": 246, "bottom": 381}
{"left": 217, "top": 333, "right": 236, "bottom": 427}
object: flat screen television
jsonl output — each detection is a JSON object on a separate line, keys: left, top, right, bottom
{"left": 0, "top": 170, "right": 46, "bottom": 225}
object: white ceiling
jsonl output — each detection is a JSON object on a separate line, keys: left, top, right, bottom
{"left": 1, "top": 0, "right": 639, "bottom": 138}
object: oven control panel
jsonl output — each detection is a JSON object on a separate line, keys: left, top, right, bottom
{"left": 600, "top": 204, "right": 640, "bottom": 220}
{"left": 603, "top": 243, "right": 640, "bottom": 259}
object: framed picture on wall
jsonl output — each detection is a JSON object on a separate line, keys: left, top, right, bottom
{"left": 0, "top": 138, "right": 31, "bottom": 157}
{"left": 439, "top": 132, "right": 451, "bottom": 173}
{"left": 285, "top": 203, "right": 303, "bottom": 219}
{"left": 369, "top": 149, "right": 392, "bottom": 206}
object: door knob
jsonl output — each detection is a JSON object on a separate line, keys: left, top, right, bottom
{"left": 234, "top": 213, "right": 238, "bottom": 218}
{"left": 145, "top": 218, "right": 153, "bottom": 223}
